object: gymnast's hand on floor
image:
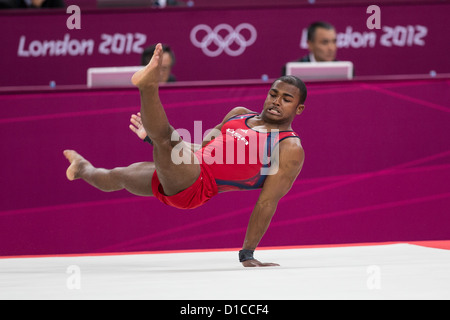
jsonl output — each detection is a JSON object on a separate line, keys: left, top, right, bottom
{"left": 241, "top": 259, "right": 280, "bottom": 268}
{"left": 129, "top": 112, "right": 148, "bottom": 141}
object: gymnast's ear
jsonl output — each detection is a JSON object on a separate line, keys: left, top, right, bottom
{"left": 296, "top": 104, "right": 305, "bottom": 115}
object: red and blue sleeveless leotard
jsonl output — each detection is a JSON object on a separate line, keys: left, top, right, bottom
{"left": 195, "top": 112, "right": 301, "bottom": 192}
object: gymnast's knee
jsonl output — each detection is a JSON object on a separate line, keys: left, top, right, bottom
{"left": 146, "top": 125, "right": 181, "bottom": 148}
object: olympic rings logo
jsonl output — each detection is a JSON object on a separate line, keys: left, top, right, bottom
{"left": 190, "top": 23, "right": 257, "bottom": 57}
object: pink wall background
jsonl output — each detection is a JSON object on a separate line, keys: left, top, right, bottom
{"left": 0, "top": 77, "right": 449, "bottom": 256}
{"left": 64, "top": 0, "right": 446, "bottom": 8}
{"left": 1, "top": 2, "right": 449, "bottom": 87}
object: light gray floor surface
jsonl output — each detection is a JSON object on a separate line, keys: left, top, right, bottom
{"left": 1, "top": 243, "right": 449, "bottom": 300}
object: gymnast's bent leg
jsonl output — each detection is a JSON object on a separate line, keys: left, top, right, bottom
{"left": 131, "top": 43, "right": 201, "bottom": 197}
{"left": 64, "top": 44, "right": 200, "bottom": 198}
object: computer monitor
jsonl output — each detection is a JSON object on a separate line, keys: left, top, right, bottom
{"left": 87, "top": 66, "right": 142, "bottom": 88}
{"left": 97, "top": 0, "right": 152, "bottom": 7}
{"left": 285, "top": 61, "right": 354, "bottom": 81}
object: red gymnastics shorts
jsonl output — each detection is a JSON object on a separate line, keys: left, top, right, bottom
{"left": 151, "top": 163, "right": 218, "bottom": 210}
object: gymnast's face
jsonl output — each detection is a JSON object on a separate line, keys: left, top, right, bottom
{"left": 262, "top": 81, "right": 304, "bottom": 124}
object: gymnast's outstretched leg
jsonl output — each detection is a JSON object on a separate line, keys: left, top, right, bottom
{"left": 64, "top": 43, "right": 200, "bottom": 198}
{"left": 64, "top": 150, "right": 155, "bottom": 197}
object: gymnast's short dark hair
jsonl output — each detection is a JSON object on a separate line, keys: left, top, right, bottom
{"left": 276, "top": 75, "right": 307, "bottom": 105}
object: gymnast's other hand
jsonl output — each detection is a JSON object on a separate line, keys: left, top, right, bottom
{"left": 241, "top": 259, "right": 280, "bottom": 268}
{"left": 129, "top": 112, "right": 148, "bottom": 140}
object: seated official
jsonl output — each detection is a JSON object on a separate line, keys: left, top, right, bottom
{"left": 283, "top": 21, "right": 354, "bottom": 76}
{"left": 0, "top": 0, "right": 65, "bottom": 8}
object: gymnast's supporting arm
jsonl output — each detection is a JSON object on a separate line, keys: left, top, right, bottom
{"left": 240, "top": 138, "right": 304, "bottom": 267}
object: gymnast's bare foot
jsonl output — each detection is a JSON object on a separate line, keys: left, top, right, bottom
{"left": 131, "top": 43, "right": 163, "bottom": 88}
{"left": 63, "top": 150, "right": 91, "bottom": 181}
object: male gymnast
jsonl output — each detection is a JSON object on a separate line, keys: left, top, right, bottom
{"left": 64, "top": 43, "right": 307, "bottom": 267}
